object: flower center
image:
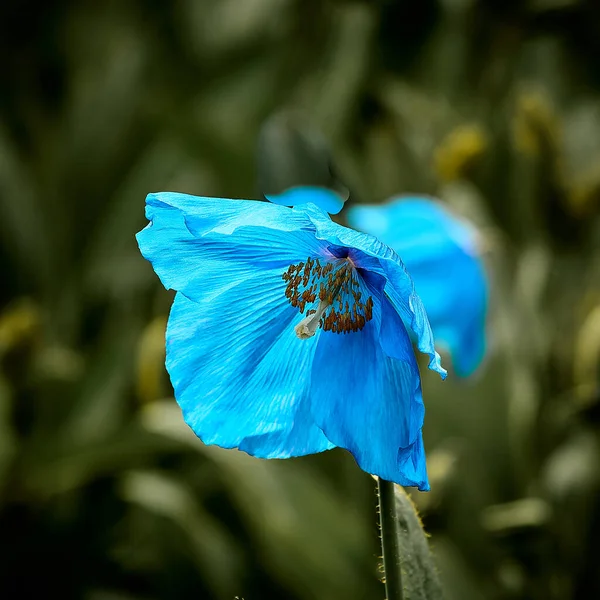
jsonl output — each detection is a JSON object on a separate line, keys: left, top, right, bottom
{"left": 282, "top": 256, "right": 373, "bottom": 339}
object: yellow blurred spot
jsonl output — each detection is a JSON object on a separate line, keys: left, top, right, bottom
{"left": 574, "top": 301, "right": 600, "bottom": 406}
{"left": 36, "top": 346, "right": 83, "bottom": 382}
{"left": 434, "top": 124, "right": 488, "bottom": 182}
{"left": 567, "top": 160, "right": 600, "bottom": 218}
{"left": 0, "top": 298, "right": 40, "bottom": 355}
{"left": 512, "top": 90, "right": 560, "bottom": 158}
{"left": 481, "top": 497, "right": 552, "bottom": 532}
{"left": 136, "top": 316, "right": 168, "bottom": 404}
{"left": 410, "top": 446, "right": 459, "bottom": 514}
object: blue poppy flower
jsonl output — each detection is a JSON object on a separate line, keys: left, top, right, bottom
{"left": 136, "top": 189, "right": 446, "bottom": 490}
{"left": 265, "top": 185, "right": 346, "bottom": 214}
{"left": 347, "top": 196, "right": 488, "bottom": 377}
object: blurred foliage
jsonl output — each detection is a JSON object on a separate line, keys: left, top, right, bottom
{"left": 1, "top": 0, "right": 600, "bottom": 599}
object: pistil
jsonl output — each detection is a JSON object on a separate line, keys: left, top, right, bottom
{"left": 294, "top": 300, "right": 330, "bottom": 339}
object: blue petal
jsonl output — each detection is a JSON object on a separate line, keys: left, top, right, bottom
{"left": 347, "top": 197, "right": 487, "bottom": 376}
{"left": 347, "top": 196, "right": 480, "bottom": 257}
{"left": 137, "top": 192, "right": 337, "bottom": 455}
{"left": 297, "top": 203, "right": 446, "bottom": 379}
{"left": 167, "top": 291, "right": 333, "bottom": 456}
{"left": 265, "top": 186, "right": 346, "bottom": 214}
{"left": 137, "top": 193, "right": 327, "bottom": 304}
{"left": 309, "top": 287, "right": 429, "bottom": 490}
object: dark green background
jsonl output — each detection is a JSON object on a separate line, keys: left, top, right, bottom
{"left": 1, "top": 1, "right": 599, "bottom": 599}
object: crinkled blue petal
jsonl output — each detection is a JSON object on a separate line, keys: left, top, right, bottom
{"left": 297, "top": 203, "right": 446, "bottom": 379}
{"left": 347, "top": 197, "right": 487, "bottom": 376}
{"left": 137, "top": 192, "right": 335, "bottom": 455}
{"left": 265, "top": 185, "right": 346, "bottom": 214}
{"left": 309, "top": 275, "right": 429, "bottom": 490}
{"left": 137, "top": 193, "right": 326, "bottom": 304}
{"left": 167, "top": 293, "right": 334, "bottom": 456}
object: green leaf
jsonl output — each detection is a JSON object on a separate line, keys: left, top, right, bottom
{"left": 393, "top": 485, "right": 445, "bottom": 600}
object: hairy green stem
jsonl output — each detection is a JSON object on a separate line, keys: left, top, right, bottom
{"left": 377, "top": 477, "right": 404, "bottom": 600}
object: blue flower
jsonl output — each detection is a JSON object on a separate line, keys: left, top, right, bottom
{"left": 265, "top": 185, "right": 346, "bottom": 214}
{"left": 347, "top": 196, "right": 488, "bottom": 377}
{"left": 136, "top": 189, "right": 446, "bottom": 490}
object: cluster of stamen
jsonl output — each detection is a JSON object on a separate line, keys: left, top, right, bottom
{"left": 282, "top": 256, "right": 374, "bottom": 337}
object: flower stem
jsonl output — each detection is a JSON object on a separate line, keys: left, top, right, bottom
{"left": 377, "top": 477, "right": 404, "bottom": 600}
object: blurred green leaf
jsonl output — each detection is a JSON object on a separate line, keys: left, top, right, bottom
{"left": 393, "top": 485, "right": 444, "bottom": 599}
{"left": 16, "top": 426, "right": 183, "bottom": 501}
{"left": 118, "top": 469, "right": 242, "bottom": 598}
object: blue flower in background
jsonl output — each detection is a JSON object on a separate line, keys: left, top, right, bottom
{"left": 136, "top": 189, "right": 446, "bottom": 490}
{"left": 265, "top": 185, "right": 346, "bottom": 214}
{"left": 347, "top": 197, "right": 488, "bottom": 377}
